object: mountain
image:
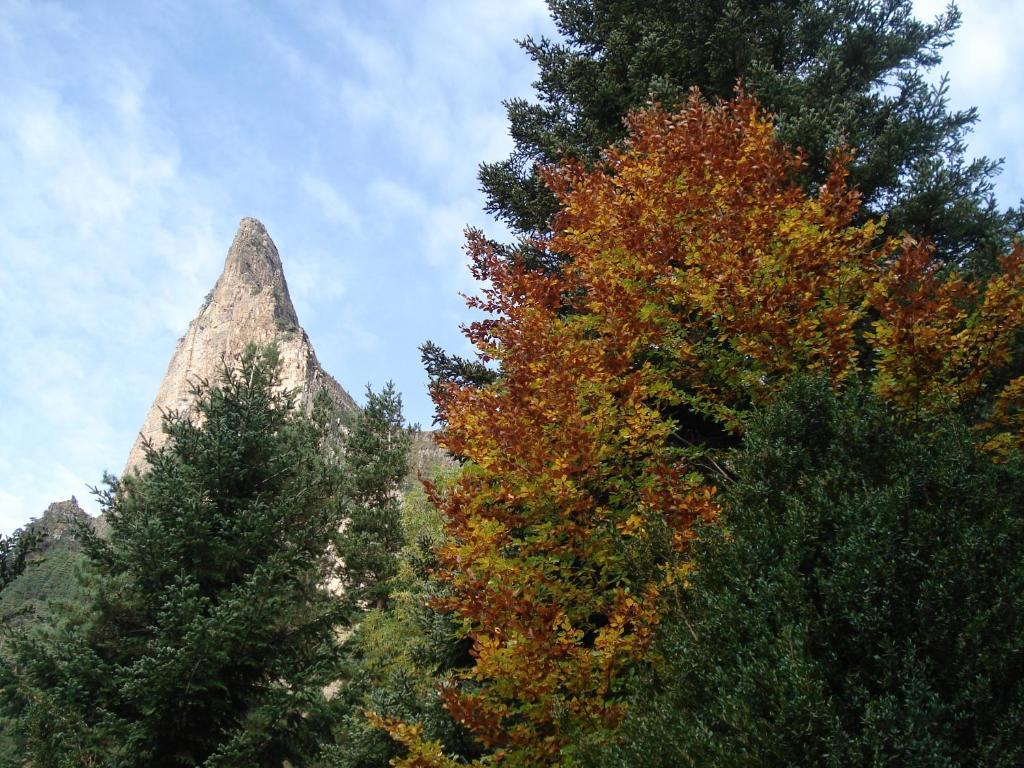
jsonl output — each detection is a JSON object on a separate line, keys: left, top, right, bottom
{"left": 2, "top": 217, "right": 451, "bottom": 625}
{"left": 22, "top": 497, "right": 92, "bottom": 547}
{"left": 123, "top": 217, "right": 357, "bottom": 476}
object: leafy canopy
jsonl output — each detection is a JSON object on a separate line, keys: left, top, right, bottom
{"left": 386, "top": 93, "right": 1024, "bottom": 766}
{"left": 427, "top": 0, "right": 1022, "bottom": 412}
{"left": 482, "top": 0, "right": 1017, "bottom": 267}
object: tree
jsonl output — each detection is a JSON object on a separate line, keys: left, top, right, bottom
{"left": 383, "top": 93, "right": 1024, "bottom": 766}
{"left": 0, "top": 529, "right": 42, "bottom": 593}
{"left": 427, "top": 0, "right": 1020, "bottom": 399}
{"left": 481, "top": 0, "right": 1017, "bottom": 267}
{"left": 317, "top": 469, "right": 485, "bottom": 768}
{"left": 314, "top": 390, "right": 477, "bottom": 768}
{"left": 335, "top": 382, "right": 413, "bottom": 617}
{"left": 541, "top": 94, "right": 1024, "bottom": 441}
{"left": 591, "top": 379, "right": 1024, "bottom": 767}
{"left": 0, "top": 345, "right": 347, "bottom": 767}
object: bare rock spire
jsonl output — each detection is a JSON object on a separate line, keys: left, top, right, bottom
{"left": 218, "top": 216, "right": 299, "bottom": 327}
{"left": 123, "top": 217, "right": 356, "bottom": 476}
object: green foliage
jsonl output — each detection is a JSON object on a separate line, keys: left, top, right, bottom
{"left": 0, "top": 530, "right": 43, "bottom": 594}
{"left": 0, "top": 546, "right": 86, "bottom": 627}
{"left": 482, "top": 0, "right": 1017, "bottom": 268}
{"left": 419, "top": 342, "right": 497, "bottom": 417}
{"left": 590, "top": 380, "right": 1024, "bottom": 767}
{"left": 274, "top": 315, "right": 297, "bottom": 333}
{"left": 316, "top": 468, "right": 482, "bottom": 768}
{"left": 336, "top": 382, "right": 413, "bottom": 617}
{"left": 1, "top": 502, "right": 94, "bottom": 629}
{"left": 0, "top": 345, "right": 347, "bottom": 767}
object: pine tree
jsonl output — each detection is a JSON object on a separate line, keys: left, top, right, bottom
{"left": 0, "top": 529, "right": 41, "bottom": 593}
{"left": 336, "top": 382, "right": 413, "bottom": 617}
{"left": 319, "top": 390, "right": 484, "bottom": 768}
{"left": 316, "top": 470, "right": 485, "bottom": 768}
{"left": 481, "top": 0, "right": 1017, "bottom": 267}
{"left": 0, "top": 345, "right": 347, "bottom": 767}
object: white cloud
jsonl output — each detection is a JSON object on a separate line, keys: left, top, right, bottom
{"left": 0, "top": 5, "right": 232, "bottom": 532}
{"left": 300, "top": 173, "right": 361, "bottom": 230}
{"left": 912, "top": 0, "right": 1024, "bottom": 205}
{"left": 367, "top": 178, "right": 490, "bottom": 295}
{"left": 287, "top": 0, "right": 547, "bottom": 172}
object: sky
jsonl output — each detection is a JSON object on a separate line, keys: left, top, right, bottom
{"left": 1, "top": 0, "right": 1022, "bottom": 533}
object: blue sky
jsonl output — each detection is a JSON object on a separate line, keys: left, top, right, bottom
{"left": 1, "top": 0, "right": 1022, "bottom": 533}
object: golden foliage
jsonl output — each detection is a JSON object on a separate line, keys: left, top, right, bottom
{"left": 381, "top": 91, "right": 1024, "bottom": 766}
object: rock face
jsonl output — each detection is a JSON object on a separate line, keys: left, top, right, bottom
{"left": 123, "top": 217, "right": 357, "bottom": 476}
{"left": 26, "top": 497, "right": 92, "bottom": 548}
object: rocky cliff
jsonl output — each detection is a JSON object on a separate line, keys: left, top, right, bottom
{"left": 123, "top": 217, "right": 357, "bottom": 476}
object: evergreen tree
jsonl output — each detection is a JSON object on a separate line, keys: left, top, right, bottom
{"left": 313, "top": 386, "right": 479, "bottom": 767}
{"left": 592, "top": 380, "right": 1024, "bottom": 767}
{"left": 335, "top": 382, "right": 412, "bottom": 617}
{"left": 0, "top": 529, "right": 41, "bottom": 593}
{"left": 0, "top": 345, "right": 347, "bottom": 767}
{"left": 481, "top": 0, "right": 1017, "bottom": 266}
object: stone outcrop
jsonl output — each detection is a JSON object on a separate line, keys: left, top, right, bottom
{"left": 26, "top": 497, "right": 92, "bottom": 549}
{"left": 407, "top": 430, "right": 456, "bottom": 486}
{"left": 123, "top": 217, "right": 357, "bottom": 476}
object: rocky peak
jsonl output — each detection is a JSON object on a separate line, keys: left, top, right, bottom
{"left": 212, "top": 217, "right": 299, "bottom": 328}
{"left": 37, "top": 497, "right": 85, "bottom": 523}
{"left": 123, "top": 218, "right": 356, "bottom": 476}
{"left": 25, "top": 497, "right": 91, "bottom": 549}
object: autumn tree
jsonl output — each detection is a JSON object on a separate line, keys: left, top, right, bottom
{"left": 385, "top": 93, "right": 1024, "bottom": 766}
{"left": 424, "top": 1, "right": 1021, "bottom": 395}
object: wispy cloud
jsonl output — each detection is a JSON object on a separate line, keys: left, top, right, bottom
{"left": 300, "top": 173, "right": 361, "bottom": 230}
{"left": 0, "top": 3, "right": 232, "bottom": 529}
{"left": 913, "top": 0, "right": 1024, "bottom": 205}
